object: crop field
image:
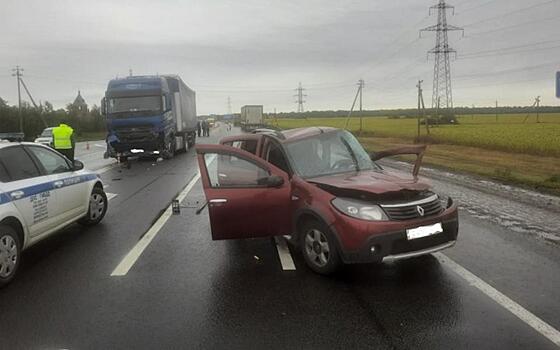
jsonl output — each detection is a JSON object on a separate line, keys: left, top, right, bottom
{"left": 270, "top": 113, "right": 560, "bottom": 157}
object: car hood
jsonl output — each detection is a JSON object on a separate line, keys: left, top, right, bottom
{"left": 308, "top": 169, "right": 431, "bottom": 200}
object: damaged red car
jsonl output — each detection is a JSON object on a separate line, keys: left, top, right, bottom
{"left": 195, "top": 127, "right": 458, "bottom": 274}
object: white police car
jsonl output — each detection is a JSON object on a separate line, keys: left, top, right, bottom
{"left": 0, "top": 141, "right": 108, "bottom": 287}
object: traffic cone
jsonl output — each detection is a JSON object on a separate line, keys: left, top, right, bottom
{"left": 86, "top": 141, "right": 90, "bottom": 150}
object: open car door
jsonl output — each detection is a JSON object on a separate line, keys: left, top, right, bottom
{"left": 196, "top": 144, "right": 292, "bottom": 240}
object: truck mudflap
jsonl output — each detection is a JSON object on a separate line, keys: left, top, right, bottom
{"left": 370, "top": 145, "right": 427, "bottom": 178}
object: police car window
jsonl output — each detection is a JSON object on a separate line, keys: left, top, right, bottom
{"left": 0, "top": 146, "right": 41, "bottom": 181}
{"left": 0, "top": 160, "right": 10, "bottom": 182}
{"left": 27, "top": 146, "right": 72, "bottom": 174}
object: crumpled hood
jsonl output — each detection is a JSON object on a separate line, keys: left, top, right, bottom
{"left": 308, "top": 169, "right": 431, "bottom": 199}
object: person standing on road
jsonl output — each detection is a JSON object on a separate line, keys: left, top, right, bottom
{"left": 197, "top": 120, "right": 201, "bottom": 137}
{"left": 201, "top": 120, "right": 208, "bottom": 137}
{"left": 205, "top": 120, "right": 211, "bottom": 137}
{"left": 52, "top": 122, "right": 76, "bottom": 162}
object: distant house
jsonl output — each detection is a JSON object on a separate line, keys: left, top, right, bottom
{"left": 72, "top": 90, "right": 88, "bottom": 115}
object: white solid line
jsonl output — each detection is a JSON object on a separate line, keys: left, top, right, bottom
{"left": 274, "top": 236, "right": 296, "bottom": 271}
{"left": 435, "top": 252, "right": 560, "bottom": 347}
{"left": 110, "top": 172, "right": 201, "bottom": 277}
{"left": 106, "top": 193, "right": 117, "bottom": 201}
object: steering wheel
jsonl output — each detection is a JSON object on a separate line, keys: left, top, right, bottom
{"left": 332, "top": 159, "right": 355, "bottom": 171}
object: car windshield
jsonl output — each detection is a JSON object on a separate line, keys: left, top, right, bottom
{"left": 40, "top": 128, "right": 52, "bottom": 137}
{"left": 108, "top": 96, "right": 161, "bottom": 114}
{"left": 284, "top": 130, "right": 380, "bottom": 178}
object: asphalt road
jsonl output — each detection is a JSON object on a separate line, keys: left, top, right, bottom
{"left": 1, "top": 124, "right": 559, "bottom": 349}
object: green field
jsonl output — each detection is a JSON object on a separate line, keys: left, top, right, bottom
{"left": 270, "top": 113, "right": 560, "bottom": 157}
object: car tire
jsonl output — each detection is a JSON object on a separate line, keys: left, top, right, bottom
{"left": 0, "top": 225, "right": 22, "bottom": 288}
{"left": 299, "top": 219, "right": 342, "bottom": 275}
{"left": 78, "top": 186, "right": 108, "bottom": 226}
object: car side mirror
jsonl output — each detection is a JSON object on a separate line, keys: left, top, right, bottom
{"left": 73, "top": 159, "right": 84, "bottom": 171}
{"left": 258, "top": 175, "right": 284, "bottom": 187}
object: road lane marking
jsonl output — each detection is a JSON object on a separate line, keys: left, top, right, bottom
{"left": 274, "top": 236, "right": 296, "bottom": 270}
{"left": 435, "top": 252, "right": 560, "bottom": 347}
{"left": 95, "top": 144, "right": 105, "bottom": 148}
{"left": 106, "top": 193, "right": 117, "bottom": 201}
{"left": 97, "top": 164, "right": 116, "bottom": 174}
{"left": 110, "top": 172, "right": 201, "bottom": 277}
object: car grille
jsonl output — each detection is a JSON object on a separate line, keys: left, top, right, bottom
{"left": 380, "top": 195, "right": 443, "bottom": 221}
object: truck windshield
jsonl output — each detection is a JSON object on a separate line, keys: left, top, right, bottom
{"left": 284, "top": 130, "right": 381, "bottom": 178}
{"left": 108, "top": 96, "right": 161, "bottom": 114}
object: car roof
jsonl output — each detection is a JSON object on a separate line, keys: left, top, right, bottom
{"left": 279, "top": 126, "right": 338, "bottom": 143}
{"left": 0, "top": 141, "right": 49, "bottom": 149}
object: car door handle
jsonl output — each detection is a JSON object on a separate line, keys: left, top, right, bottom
{"left": 209, "top": 199, "right": 227, "bottom": 204}
{"left": 10, "top": 191, "right": 24, "bottom": 200}
{"left": 54, "top": 181, "right": 64, "bottom": 188}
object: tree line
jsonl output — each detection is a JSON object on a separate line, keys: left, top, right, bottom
{"left": 0, "top": 97, "right": 106, "bottom": 140}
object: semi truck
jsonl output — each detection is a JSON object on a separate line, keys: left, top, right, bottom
{"left": 101, "top": 75, "right": 197, "bottom": 161}
{"left": 240, "top": 105, "right": 264, "bottom": 131}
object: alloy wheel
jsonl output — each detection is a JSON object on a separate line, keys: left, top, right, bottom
{"left": 0, "top": 234, "right": 18, "bottom": 278}
{"left": 89, "top": 193, "right": 106, "bottom": 221}
{"left": 304, "top": 229, "right": 330, "bottom": 267}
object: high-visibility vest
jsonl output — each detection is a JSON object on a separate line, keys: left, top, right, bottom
{"left": 53, "top": 124, "right": 74, "bottom": 149}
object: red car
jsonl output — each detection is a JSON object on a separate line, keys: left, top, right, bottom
{"left": 195, "top": 127, "right": 458, "bottom": 274}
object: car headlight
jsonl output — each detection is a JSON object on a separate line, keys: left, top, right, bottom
{"left": 331, "top": 198, "right": 388, "bottom": 221}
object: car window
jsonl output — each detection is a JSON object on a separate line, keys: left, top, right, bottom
{"left": 204, "top": 153, "right": 269, "bottom": 188}
{"left": 0, "top": 160, "right": 10, "bottom": 182}
{"left": 266, "top": 143, "right": 290, "bottom": 174}
{"left": 229, "top": 140, "right": 258, "bottom": 155}
{"left": 0, "top": 146, "right": 41, "bottom": 181}
{"left": 27, "top": 146, "right": 72, "bottom": 174}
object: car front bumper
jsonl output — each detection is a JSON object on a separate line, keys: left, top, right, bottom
{"left": 331, "top": 201, "right": 459, "bottom": 264}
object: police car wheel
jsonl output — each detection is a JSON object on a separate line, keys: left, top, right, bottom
{"left": 79, "top": 187, "right": 108, "bottom": 226}
{"left": 0, "top": 225, "right": 21, "bottom": 287}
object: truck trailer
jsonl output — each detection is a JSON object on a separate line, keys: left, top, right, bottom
{"left": 240, "top": 105, "right": 264, "bottom": 131}
{"left": 102, "top": 75, "right": 197, "bottom": 161}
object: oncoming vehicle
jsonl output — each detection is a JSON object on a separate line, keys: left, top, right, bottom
{"left": 0, "top": 142, "right": 108, "bottom": 286}
{"left": 195, "top": 127, "right": 459, "bottom": 274}
{"left": 34, "top": 127, "right": 54, "bottom": 147}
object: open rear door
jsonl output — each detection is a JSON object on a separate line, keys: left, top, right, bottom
{"left": 196, "top": 144, "right": 292, "bottom": 240}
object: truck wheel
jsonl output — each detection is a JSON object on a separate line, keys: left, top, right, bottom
{"left": 162, "top": 139, "right": 175, "bottom": 159}
{"left": 299, "top": 219, "right": 342, "bottom": 275}
{"left": 187, "top": 133, "right": 196, "bottom": 148}
{"left": 0, "top": 225, "right": 21, "bottom": 288}
{"left": 78, "top": 186, "right": 108, "bottom": 226}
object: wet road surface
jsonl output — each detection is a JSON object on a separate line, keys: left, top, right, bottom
{"left": 1, "top": 124, "right": 559, "bottom": 349}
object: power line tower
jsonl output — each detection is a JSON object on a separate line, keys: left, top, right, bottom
{"left": 344, "top": 79, "right": 365, "bottom": 131}
{"left": 11, "top": 66, "right": 24, "bottom": 133}
{"left": 523, "top": 96, "right": 541, "bottom": 123}
{"left": 420, "top": 0, "right": 463, "bottom": 110}
{"left": 294, "top": 82, "right": 306, "bottom": 113}
{"left": 358, "top": 79, "right": 365, "bottom": 133}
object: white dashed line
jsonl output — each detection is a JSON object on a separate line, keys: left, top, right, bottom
{"left": 435, "top": 253, "right": 560, "bottom": 347}
{"left": 110, "top": 172, "right": 201, "bottom": 277}
{"left": 274, "top": 236, "right": 296, "bottom": 270}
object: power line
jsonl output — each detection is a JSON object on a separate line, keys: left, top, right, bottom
{"left": 463, "top": 0, "right": 556, "bottom": 27}
{"left": 465, "top": 15, "right": 558, "bottom": 37}
{"left": 294, "top": 82, "right": 307, "bottom": 113}
{"left": 420, "top": 0, "right": 464, "bottom": 109}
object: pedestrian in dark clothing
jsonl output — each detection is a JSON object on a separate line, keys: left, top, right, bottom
{"left": 205, "top": 122, "right": 210, "bottom": 137}
{"left": 197, "top": 121, "right": 201, "bottom": 137}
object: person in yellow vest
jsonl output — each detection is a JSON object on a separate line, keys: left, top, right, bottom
{"left": 52, "top": 122, "right": 75, "bottom": 162}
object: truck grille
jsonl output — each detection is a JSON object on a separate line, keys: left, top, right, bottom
{"left": 380, "top": 195, "right": 443, "bottom": 221}
{"left": 116, "top": 126, "right": 156, "bottom": 143}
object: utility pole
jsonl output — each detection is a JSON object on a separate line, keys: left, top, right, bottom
{"left": 495, "top": 100, "right": 498, "bottom": 122}
{"left": 294, "top": 82, "right": 306, "bottom": 113}
{"left": 420, "top": 0, "right": 463, "bottom": 112}
{"left": 12, "top": 66, "right": 24, "bottom": 133}
{"left": 536, "top": 96, "right": 541, "bottom": 123}
{"left": 227, "top": 96, "right": 232, "bottom": 115}
{"left": 357, "top": 79, "right": 365, "bottom": 134}
{"left": 416, "top": 80, "right": 429, "bottom": 137}
{"left": 129, "top": 68, "right": 133, "bottom": 77}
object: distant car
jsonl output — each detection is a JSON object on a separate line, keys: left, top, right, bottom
{"left": 195, "top": 127, "right": 459, "bottom": 274}
{"left": 0, "top": 142, "right": 108, "bottom": 287}
{"left": 34, "top": 127, "right": 54, "bottom": 147}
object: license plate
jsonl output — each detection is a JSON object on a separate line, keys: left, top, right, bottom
{"left": 406, "top": 222, "right": 443, "bottom": 240}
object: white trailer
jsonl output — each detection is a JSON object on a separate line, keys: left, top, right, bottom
{"left": 240, "top": 105, "right": 264, "bottom": 131}
{"left": 163, "top": 75, "right": 197, "bottom": 149}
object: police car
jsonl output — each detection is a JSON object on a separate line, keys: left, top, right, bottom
{"left": 0, "top": 141, "right": 108, "bottom": 287}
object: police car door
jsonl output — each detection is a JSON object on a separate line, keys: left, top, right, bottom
{"left": 0, "top": 145, "right": 60, "bottom": 237}
{"left": 25, "top": 145, "right": 89, "bottom": 223}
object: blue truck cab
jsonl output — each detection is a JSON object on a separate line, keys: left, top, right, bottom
{"left": 102, "top": 75, "right": 197, "bottom": 161}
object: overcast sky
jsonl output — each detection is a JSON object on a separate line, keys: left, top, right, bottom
{"left": 1, "top": 0, "right": 559, "bottom": 115}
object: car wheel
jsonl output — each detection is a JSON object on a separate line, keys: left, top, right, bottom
{"left": 300, "top": 220, "right": 342, "bottom": 275}
{"left": 79, "top": 187, "right": 108, "bottom": 226}
{"left": 0, "top": 225, "right": 21, "bottom": 288}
